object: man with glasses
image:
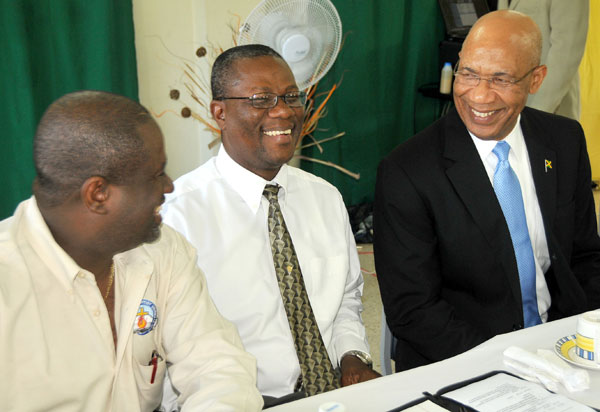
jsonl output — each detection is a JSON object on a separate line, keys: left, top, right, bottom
{"left": 162, "top": 44, "right": 379, "bottom": 404}
{"left": 374, "top": 10, "right": 600, "bottom": 372}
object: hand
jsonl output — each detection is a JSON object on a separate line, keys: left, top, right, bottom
{"left": 340, "top": 354, "right": 381, "bottom": 386}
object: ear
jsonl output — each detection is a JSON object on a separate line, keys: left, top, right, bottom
{"left": 210, "top": 100, "right": 226, "bottom": 130}
{"left": 528, "top": 65, "right": 547, "bottom": 94}
{"left": 81, "top": 176, "right": 111, "bottom": 215}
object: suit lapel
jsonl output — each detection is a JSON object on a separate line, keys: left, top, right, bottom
{"left": 442, "top": 111, "right": 508, "bottom": 248}
{"left": 442, "top": 111, "right": 523, "bottom": 306}
{"left": 520, "top": 111, "right": 557, "bottom": 227}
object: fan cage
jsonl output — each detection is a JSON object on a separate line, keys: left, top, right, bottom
{"left": 238, "top": 0, "right": 342, "bottom": 90}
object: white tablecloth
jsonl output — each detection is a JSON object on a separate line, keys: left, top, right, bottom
{"left": 270, "top": 315, "right": 600, "bottom": 411}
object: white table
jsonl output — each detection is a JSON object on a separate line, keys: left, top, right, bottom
{"left": 270, "top": 315, "right": 600, "bottom": 411}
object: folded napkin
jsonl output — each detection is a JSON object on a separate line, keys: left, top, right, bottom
{"left": 503, "top": 346, "right": 589, "bottom": 392}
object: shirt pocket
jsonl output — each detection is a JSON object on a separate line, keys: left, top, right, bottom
{"left": 132, "top": 353, "right": 167, "bottom": 411}
{"left": 132, "top": 294, "right": 165, "bottom": 410}
{"left": 303, "top": 254, "right": 348, "bottom": 322}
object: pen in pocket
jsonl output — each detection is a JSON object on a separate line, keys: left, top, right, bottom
{"left": 148, "top": 350, "right": 163, "bottom": 384}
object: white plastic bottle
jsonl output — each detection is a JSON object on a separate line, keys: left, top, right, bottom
{"left": 439, "top": 62, "right": 453, "bottom": 94}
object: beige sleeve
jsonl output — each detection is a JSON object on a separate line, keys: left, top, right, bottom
{"left": 527, "top": 0, "right": 589, "bottom": 113}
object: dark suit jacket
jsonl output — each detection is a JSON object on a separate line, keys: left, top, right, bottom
{"left": 374, "top": 107, "right": 600, "bottom": 371}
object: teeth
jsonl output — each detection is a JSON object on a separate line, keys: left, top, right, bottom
{"left": 263, "top": 129, "right": 291, "bottom": 136}
{"left": 472, "top": 109, "right": 496, "bottom": 118}
{"left": 154, "top": 206, "right": 162, "bottom": 216}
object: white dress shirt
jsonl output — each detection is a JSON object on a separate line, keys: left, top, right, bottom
{"left": 469, "top": 116, "right": 552, "bottom": 321}
{"left": 162, "top": 146, "right": 369, "bottom": 397}
{"left": 0, "top": 197, "right": 262, "bottom": 412}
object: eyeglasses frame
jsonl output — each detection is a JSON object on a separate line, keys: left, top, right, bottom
{"left": 453, "top": 61, "right": 540, "bottom": 89}
{"left": 214, "top": 91, "right": 307, "bottom": 109}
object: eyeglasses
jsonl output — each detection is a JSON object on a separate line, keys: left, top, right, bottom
{"left": 453, "top": 62, "right": 539, "bottom": 89}
{"left": 214, "top": 91, "right": 307, "bottom": 109}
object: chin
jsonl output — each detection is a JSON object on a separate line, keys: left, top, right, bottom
{"left": 470, "top": 126, "right": 507, "bottom": 141}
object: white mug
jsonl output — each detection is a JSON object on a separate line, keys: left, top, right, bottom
{"left": 575, "top": 310, "right": 600, "bottom": 364}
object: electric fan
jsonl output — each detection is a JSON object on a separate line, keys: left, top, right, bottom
{"left": 237, "top": 0, "right": 342, "bottom": 91}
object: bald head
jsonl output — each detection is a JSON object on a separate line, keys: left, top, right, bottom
{"left": 33, "top": 91, "right": 154, "bottom": 207}
{"left": 463, "top": 10, "right": 542, "bottom": 68}
{"left": 453, "top": 10, "right": 547, "bottom": 141}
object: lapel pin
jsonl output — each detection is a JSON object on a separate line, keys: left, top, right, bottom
{"left": 545, "top": 159, "right": 552, "bottom": 173}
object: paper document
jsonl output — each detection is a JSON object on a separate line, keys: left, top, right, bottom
{"left": 443, "top": 373, "right": 593, "bottom": 412}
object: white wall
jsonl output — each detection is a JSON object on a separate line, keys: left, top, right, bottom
{"left": 132, "top": 0, "right": 260, "bottom": 180}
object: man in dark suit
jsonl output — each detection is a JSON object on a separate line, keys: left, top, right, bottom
{"left": 374, "top": 10, "right": 600, "bottom": 372}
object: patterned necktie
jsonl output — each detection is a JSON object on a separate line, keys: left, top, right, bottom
{"left": 263, "top": 184, "right": 340, "bottom": 396}
{"left": 492, "top": 141, "right": 541, "bottom": 327}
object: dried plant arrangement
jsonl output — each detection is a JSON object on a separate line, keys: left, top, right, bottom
{"left": 156, "top": 22, "right": 359, "bottom": 180}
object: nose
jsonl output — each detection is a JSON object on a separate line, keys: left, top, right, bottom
{"left": 163, "top": 174, "right": 174, "bottom": 194}
{"left": 469, "top": 78, "right": 496, "bottom": 104}
{"left": 268, "top": 96, "right": 296, "bottom": 118}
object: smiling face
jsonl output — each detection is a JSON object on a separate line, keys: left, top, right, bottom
{"left": 453, "top": 11, "right": 546, "bottom": 141}
{"left": 109, "top": 120, "right": 174, "bottom": 250}
{"left": 211, "top": 56, "right": 304, "bottom": 180}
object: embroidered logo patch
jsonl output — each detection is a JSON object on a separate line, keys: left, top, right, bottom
{"left": 133, "top": 299, "right": 157, "bottom": 335}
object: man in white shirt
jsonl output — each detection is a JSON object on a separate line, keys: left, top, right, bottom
{"left": 374, "top": 10, "right": 600, "bottom": 372}
{"left": 0, "top": 90, "right": 263, "bottom": 411}
{"left": 162, "top": 45, "right": 379, "bottom": 402}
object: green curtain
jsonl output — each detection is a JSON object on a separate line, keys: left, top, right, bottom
{"left": 301, "top": 0, "right": 446, "bottom": 206}
{"left": 0, "top": 0, "right": 138, "bottom": 220}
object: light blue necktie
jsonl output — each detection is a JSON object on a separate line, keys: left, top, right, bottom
{"left": 493, "top": 141, "right": 542, "bottom": 327}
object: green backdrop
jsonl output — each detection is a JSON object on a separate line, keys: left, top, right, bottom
{"left": 0, "top": 0, "right": 138, "bottom": 219}
{"left": 301, "top": 0, "right": 446, "bottom": 206}
{"left": 0, "top": 0, "right": 446, "bottom": 219}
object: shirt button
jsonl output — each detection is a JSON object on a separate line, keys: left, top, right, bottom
{"left": 66, "top": 289, "right": 74, "bottom": 296}
{"left": 93, "top": 309, "right": 101, "bottom": 317}
{"left": 77, "top": 272, "right": 86, "bottom": 279}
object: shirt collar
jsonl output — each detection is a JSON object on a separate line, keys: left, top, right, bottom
{"left": 469, "top": 114, "right": 524, "bottom": 162}
{"left": 216, "top": 145, "right": 289, "bottom": 214}
{"left": 21, "top": 197, "right": 83, "bottom": 286}
{"left": 21, "top": 197, "right": 152, "bottom": 288}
